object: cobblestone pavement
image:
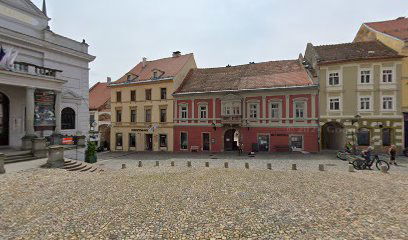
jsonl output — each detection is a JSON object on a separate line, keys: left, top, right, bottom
{"left": 1, "top": 166, "right": 407, "bottom": 239}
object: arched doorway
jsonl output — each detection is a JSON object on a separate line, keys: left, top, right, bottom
{"left": 321, "top": 122, "right": 346, "bottom": 150}
{"left": 0, "top": 92, "right": 9, "bottom": 146}
{"left": 224, "top": 129, "right": 239, "bottom": 151}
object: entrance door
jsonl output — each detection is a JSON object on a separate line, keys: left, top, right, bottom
{"left": 0, "top": 93, "right": 9, "bottom": 146}
{"left": 202, "top": 133, "right": 210, "bottom": 151}
{"left": 224, "top": 129, "right": 236, "bottom": 151}
{"left": 145, "top": 134, "right": 153, "bottom": 151}
{"left": 290, "top": 135, "right": 304, "bottom": 151}
{"left": 258, "top": 135, "right": 270, "bottom": 152}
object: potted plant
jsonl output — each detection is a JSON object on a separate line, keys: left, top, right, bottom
{"left": 85, "top": 141, "right": 97, "bottom": 163}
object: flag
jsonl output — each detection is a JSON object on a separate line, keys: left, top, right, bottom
{"left": 6, "top": 49, "right": 18, "bottom": 67}
{"left": 0, "top": 47, "right": 12, "bottom": 66}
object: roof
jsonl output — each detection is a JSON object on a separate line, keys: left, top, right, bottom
{"left": 89, "top": 82, "right": 110, "bottom": 110}
{"left": 114, "top": 53, "right": 194, "bottom": 84}
{"left": 175, "top": 60, "right": 314, "bottom": 94}
{"left": 365, "top": 17, "right": 408, "bottom": 41}
{"left": 312, "top": 41, "right": 403, "bottom": 64}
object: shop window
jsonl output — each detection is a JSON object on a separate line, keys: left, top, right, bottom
{"left": 357, "top": 128, "right": 370, "bottom": 146}
{"left": 160, "top": 134, "right": 167, "bottom": 148}
{"left": 129, "top": 133, "right": 136, "bottom": 148}
{"left": 382, "top": 128, "right": 392, "bottom": 146}
{"left": 61, "top": 107, "right": 76, "bottom": 130}
{"left": 180, "top": 132, "right": 188, "bottom": 150}
{"left": 116, "top": 133, "right": 123, "bottom": 150}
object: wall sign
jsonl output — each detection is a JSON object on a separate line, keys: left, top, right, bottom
{"left": 131, "top": 129, "right": 148, "bottom": 132}
{"left": 34, "top": 90, "right": 56, "bottom": 127}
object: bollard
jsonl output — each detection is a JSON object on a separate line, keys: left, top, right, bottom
{"left": 245, "top": 163, "right": 249, "bottom": 169}
{"left": 187, "top": 161, "right": 192, "bottom": 167}
{"left": 156, "top": 161, "right": 159, "bottom": 167}
{"left": 319, "top": 164, "right": 325, "bottom": 171}
{"left": 267, "top": 163, "right": 272, "bottom": 170}
{"left": 205, "top": 162, "right": 209, "bottom": 168}
{"left": 122, "top": 164, "right": 126, "bottom": 169}
{"left": 0, "top": 153, "right": 5, "bottom": 174}
{"left": 381, "top": 165, "right": 389, "bottom": 174}
{"left": 224, "top": 162, "right": 229, "bottom": 168}
{"left": 138, "top": 161, "right": 143, "bottom": 168}
{"left": 348, "top": 165, "right": 355, "bottom": 172}
{"left": 292, "top": 164, "right": 297, "bottom": 171}
{"left": 171, "top": 161, "right": 175, "bottom": 167}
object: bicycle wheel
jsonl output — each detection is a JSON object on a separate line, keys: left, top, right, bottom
{"left": 352, "top": 160, "right": 364, "bottom": 170}
{"left": 337, "top": 151, "right": 347, "bottom": 160}
{"left": 376, "top": 160, "right": 390, "bottom": 171}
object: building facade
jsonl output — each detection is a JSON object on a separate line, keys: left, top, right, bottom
{"left": 109, "top": 52, "right": 196, "bottom": 152}
{"left": 354, "top": 17, "right": 408, "bottom": 149}
{"left": 173, "top": 59, "right": 319, "bottom": 153}
{"left": 304, "top": 41, "right": 404, "bottom": 151}
{"left": 0, "top": 0, "right": 95, "bottom": 149}
{"left": 89, "top": 81, "right": 111, "bottom": 148}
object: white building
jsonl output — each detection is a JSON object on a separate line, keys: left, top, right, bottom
{"left": 0, "top": 0, "right": 95, "bottom": 149}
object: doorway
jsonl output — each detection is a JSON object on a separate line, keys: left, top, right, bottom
{"left": 145, "top": 134, "right": 153, "bottom": 151}
{"left": 258, "top": 135, "right": 270, "bottom": 152}
{"left": 202, "top": 133, "right": 210, "bottom": 151}
{"left": 0, "top": 92, "right": 9, "bottom": 146}
{"left": 321, "top": 122, "right": 346, "bottom": 150}
{"left": 224, "top": 129, "right": 238, "bottom": 151}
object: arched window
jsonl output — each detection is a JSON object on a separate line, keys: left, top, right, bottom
{"left": 357, "top": 128, "right": 370, "bottom": 146}
{"left": 61, "top": 107, "right": 76, "bottom": 130}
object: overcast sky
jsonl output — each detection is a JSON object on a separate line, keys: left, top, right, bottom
{"left": 32, "top": 0, "right": 408, "bottom": 87}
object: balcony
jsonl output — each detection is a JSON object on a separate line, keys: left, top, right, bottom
{"left": 221, "top": 115, "right": 243, "bottom": 126}
{"left": 12, "top": 62, "right": 62, "bottom": 79}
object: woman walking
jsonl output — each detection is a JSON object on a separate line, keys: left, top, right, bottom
{"left": 389, "top": 145, "right": 397, "bottom": 165}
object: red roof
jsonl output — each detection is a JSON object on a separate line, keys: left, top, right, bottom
{"left": 175, "top": 60, "right": 314, "bottom": 94}
{"left": 89, "top": 82, "right": 110, "bottom": 110}
{"left": 115, "top": 53, "right": 195, "bottom": 83}
{"left": 365, "top": 17, "right": 408, "bottom": 41}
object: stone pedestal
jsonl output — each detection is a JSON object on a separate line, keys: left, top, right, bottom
{"left": 32, "top": 138, "right": 47, "bottom": 158}
{"left": 21, "top": 135, "right": 36, "bottom": 150}
{"left": 0, "top": 153, "right": 5, "bottom": 174}
{"left": 77, "top": 136, "right": 86, "bottom": 147}
{"left": 47, "top": 146, "right": 64, "bottom": 168}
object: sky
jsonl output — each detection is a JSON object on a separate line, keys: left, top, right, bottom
{"left": 32, "top": 0, "right": 408, "bottom": 87}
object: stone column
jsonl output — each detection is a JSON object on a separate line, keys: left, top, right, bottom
{"left": 51, "top": 91, "right": 62, "bottom": 145}
{"left": 22, "top": 87, "right": 36, "bottom": 150}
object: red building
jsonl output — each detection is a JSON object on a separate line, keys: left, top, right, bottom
{"left": 173, "top": 59, "right": 319, "bottom": 153}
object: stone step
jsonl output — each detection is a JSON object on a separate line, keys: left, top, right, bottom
{"left": 64, "top": 161, "right": 77, "bottom": 167}
{"left": 80, "top": 166, "right": 94, "bottom": 172}
{"left": 67, "top": 164, "right": 88, "bottom": 172}
{"left": 6, "top": 153, "right": 34, "bottom": 160}
{"left": 5, "top": 156, "right": 40, "bottom": 164}
{"left": 62, "top": 163, "right": 83, "bottom": 170}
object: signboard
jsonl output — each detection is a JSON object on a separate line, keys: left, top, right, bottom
{"left": 62, "top": 137, "right": 74, "bottom": 145}
{"left": 34, "top": 90, "right": 56, "bottom": 127}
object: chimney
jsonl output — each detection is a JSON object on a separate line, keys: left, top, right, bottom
{"left": 142, "top": 57, "right": 147, "bottom": 68}
{"left": 172, "top": 51, "right": 181, "bottom": 58}
{"left": 107, "top": 77, "right": 111, "bottom": 84}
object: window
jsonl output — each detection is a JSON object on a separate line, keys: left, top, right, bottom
{"left": 199, "top": 105, "right": 208, "bottom": 119}
{"left": 270, "top": 102, "right": 280, "bottom": 119}
{"left": 130, "top": 109, "right": 136, "bottom": 123}
{"left": 145, "top": 89, "right": 152, "bottom": 100}
{"left": 130, "top": 90, "right": 136, "bottom": 102}
{"left": 222, "top": 102, "right": 241, "bottom": 116}
{"left": 160, "top": 108, "right": 167, "bottom": 123}
{"left": 360, "top": 70, "right": 371, "bottom": 84}
{"left": 115, "top": 133, "right": 123, "bottom": 150}
{"left": 233, "top": 106, "right": 240, "bottom": 115}
{"left": 145, "top": 108, "right": 152, "bottom": 122}
{"left": 153, "top": 71, "right": 158, "bottom": 79}
{"left": 180, "top": 132, "right": 188, "bottom": 150}
{"left": 160, "top": 88, "right": 167, "bottom": 100}
{"left": 116, "top": 91, "right": 122, "bottom": 102}
{"left": 180, "top": 105, "right": 188, "bottom": 119}
{"left": 360, "top": 97, "right": 371, "bottom": 111}
{"left": 382, "top": 97, "right": 393, "bottom": 110}
{"left": 224, "top": 106, "right": 231, "bottom": 115}
{"left": 295, "top": 102, "right": 306, "bottom": 119}
{"left": 127, "top": 75, "right": 132, "bottom": 81}
{"left": 382, "top": 128, "right": 392, "bottom": 146}
{"left": 357, "top": 128, "right": 370, "bottom": 146}
{"left": 382, "top": 69, "right": 393, "bottom": 83}
{"left": 159, "top": 134, "right": 167, "bottom": 148}
{"left": 116, "top": 109, "right": 122, "bottom": 122}
{"left": 328, "top": 72, "right": 340, "bottom": 86}
{"left": 249, "top": 103, "right": 258, "bottom": 119}
{"left": 129, "top": 133, "right": 136, "bottom": 148}
{"left": 90, "top": 114, "right": 95, "bottom": 125}
{"left": 61, "top": 107, "right": 76, "bottom": 130}
{"left": 329, "top": 98, "right": 340, "bottom": 111}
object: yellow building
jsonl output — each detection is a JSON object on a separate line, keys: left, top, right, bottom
{"left": 354, "top": 17, "right": 408, "bottom": 149}
{"left": 109, "top": 52, "right": 196, "bottom": 152}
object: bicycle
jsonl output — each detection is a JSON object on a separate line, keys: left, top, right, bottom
{"left": 351, "top": 154, "right": 390, "bottom": 171}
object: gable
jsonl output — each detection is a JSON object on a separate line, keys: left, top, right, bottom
{"left": 2, "top": 0, "right": 48, "bottom": 19}
{"left": 0, "top": 0, "right": 49, "bottom": 30}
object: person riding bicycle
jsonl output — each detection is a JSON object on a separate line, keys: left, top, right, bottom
{"left": 345, "top": 141, "right": 353, "bottom": 153}
{"left": 361, "top": 146, "right": 374, "bottom": 169}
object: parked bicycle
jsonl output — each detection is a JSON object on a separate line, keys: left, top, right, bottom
{"left": 350, "top": 154, "right": 390, "bottom": 171}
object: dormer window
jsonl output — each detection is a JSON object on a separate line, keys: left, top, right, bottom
{"left": 127, "top": 75, "right": 132, "bottom": 81}
{"left": 153, "top": 71, "right": 158, "bottom": 79}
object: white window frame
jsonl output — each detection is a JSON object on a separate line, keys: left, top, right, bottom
{"left": 198, "top": 104, "right": 208, "bottom": 119}
{"left": 381, "top": 67, "right": 394, "bottom": 84}
{"left": 359, "top": 96, "right": 372, "bottom": 112}
{"left": 222, "top": 101, "right": 241, "bottom": 116}
{"left": 179, "top": 104, "right": 188, "bottom": 120}
{"left": 359, "top": 69, "right": 372, "bottom": 84}
{"left": 269, "top": 101, "right": 281, "bottom": 120}
{"left": 248, "top": 103, "right": 259, "bottom": 119}
{"left": 381, "top": 95, "right": 395, "bottom": 112}
{"left": 294, "top": 100, "right": 307, "bottom": 119}
{"left": 328, "top": 97, "right": 341, "bottom": 112}
{"left": 327, "top": 71, "right": 341, "bottom": 86}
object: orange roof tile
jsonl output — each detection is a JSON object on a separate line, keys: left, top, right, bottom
{"left": 365, "top": 17, "right": 408, "bottom": 41}
{"left": 89, "top": 82, "right": 110, "bottom": 110}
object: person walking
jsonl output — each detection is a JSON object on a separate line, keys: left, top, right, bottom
{"left": 389, "top": 145, "right": 397, "bottom": 166}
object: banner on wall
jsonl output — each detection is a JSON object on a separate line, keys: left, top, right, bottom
{"left": 34, "top": 90, "right": 56, "bottom": 127}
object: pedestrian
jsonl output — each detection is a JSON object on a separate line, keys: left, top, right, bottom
{"left": 389, "top": 145, "right": 397, "bottom": 165}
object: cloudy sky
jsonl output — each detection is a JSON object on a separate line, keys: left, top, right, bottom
{"left": 32, "top": 0, "right": 408, "bottom": 87}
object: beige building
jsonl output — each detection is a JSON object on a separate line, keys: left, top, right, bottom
{"left": 354, "top": 17, "right": 408, "bottom": 149}
{"left": 109, "top": 52, "right": 196, "bottom": 152}
{"left": 304, "top": 41, "right": 405, "bottom": 151}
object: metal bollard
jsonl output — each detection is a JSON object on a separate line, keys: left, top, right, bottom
{"left": 348, "top": 165, "right": 355, "bottom": 172}
{"left": 267, "top": 163, "right": 272, "bottom": 170}
{"left": 187, "top": 161, "right": 192, "bottom": 167}
{"left": 292, "top": 164, "right": 297, "bottom": 170}
{"left": 156, "top": 161, "right": 160, "bottom": 167}
{"left": 171, "top": 161, "right": 175, "bottom": 167}
{"left": 245, "top": 163, "right": 249, "bottom": 169}
{"left": 224, "top": 162, "right": 229, "bottom": 168}
{"left": 319, "top": 164, "right": 325, "bottom": 171}
{"left": 381, "top": 165, "right": 389, "bottom": 174}
{"left": 122, "top": 164, "right": 127, "bottom": 169}
{"left": 138, "top": 161, "right": 143, "bottom": 168}
{"left": 205, "top": 162, "right": 209, "bottom": 168}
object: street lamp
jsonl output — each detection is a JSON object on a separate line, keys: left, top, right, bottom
{"left": 212, "top": 122, "right": 217, "bottom": 131}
